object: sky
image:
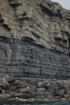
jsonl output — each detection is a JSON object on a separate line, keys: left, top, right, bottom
{"left": 52, "top": 0, "right": 70, "bottom": 10}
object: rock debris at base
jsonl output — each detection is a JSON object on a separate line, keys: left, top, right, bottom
{"left": 0, "top": 75, "right": 69, "bottom": 100}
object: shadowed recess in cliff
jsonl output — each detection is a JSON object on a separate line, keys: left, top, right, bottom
{"left": 0, "top": 36, "right": 11, "bottom": 43}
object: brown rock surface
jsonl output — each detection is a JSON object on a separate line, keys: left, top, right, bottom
{"left": 0, "top": 0, "right": 70, "bottom": 49}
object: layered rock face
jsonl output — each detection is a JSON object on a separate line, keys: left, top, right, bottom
{"left": 0, "top": 0, "right": 70, "bottom": 79}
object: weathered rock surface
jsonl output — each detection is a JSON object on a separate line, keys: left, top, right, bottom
{"left": 0, "top": 0, "right": 70, "bottom": 47}
{"left": 0, "top": 0, "right": 70, "bottom": 79}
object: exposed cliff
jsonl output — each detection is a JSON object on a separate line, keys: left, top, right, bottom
{"left": 0, "top": 0, "right": 70, "bottom": 52}
{"left": 0, "top": 0, "right": 70, "bottom": 79}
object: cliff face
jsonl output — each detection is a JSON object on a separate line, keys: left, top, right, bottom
{"left": 0, "top": 0, "right": 70, "bottom": 79}
{"left": 0, "top": 0, "right": 70, "bottom": 52}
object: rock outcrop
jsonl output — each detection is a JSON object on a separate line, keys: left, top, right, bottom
{"left": 0, "top": 0, "right": 70, "bottom": 79}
